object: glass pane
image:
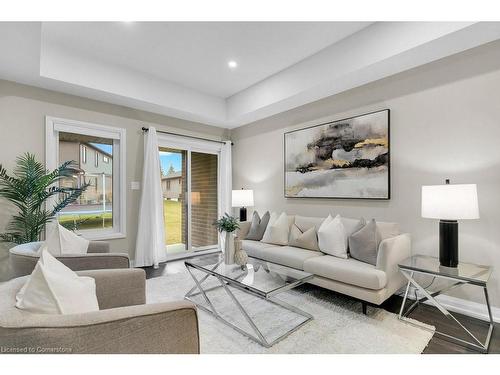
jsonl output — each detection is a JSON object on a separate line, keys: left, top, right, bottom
{"left": 160, "top": 148, "right": 188, "bottom": 254}
{"left": 399, "top": 255, "right": 492, "bottom": 284}
{"left": 191, "top": 151, "right": 218, "bottom": 250}
{"left": 186, "top": 254, "right": 313, "bottom": 297}
{"left": 58, "top": 132, "right": 113, "bottom": 231}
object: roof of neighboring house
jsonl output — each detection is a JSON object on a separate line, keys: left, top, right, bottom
{"left": 83, "top": 142, "right": 113, "bottom": 158}
{"left": 162, "top": 171, "right": 182, "bottom": 180}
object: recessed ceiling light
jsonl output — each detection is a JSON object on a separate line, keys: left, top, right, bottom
{"left": 228, "top": 60, "right": 238, "bottom": 69}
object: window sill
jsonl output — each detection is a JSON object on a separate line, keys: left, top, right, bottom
{"left": 79, "top": 231, "right": 127, "bottom": 241}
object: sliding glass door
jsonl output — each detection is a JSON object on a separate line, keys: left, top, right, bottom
{"left": 158, "top": 143, "right": 219, "bottom": 254}
{"left": 159, "top": 147, "right": 188, "bottom": 254}
{"left": 190, "top": 151, "right": 218, "bottom": 250}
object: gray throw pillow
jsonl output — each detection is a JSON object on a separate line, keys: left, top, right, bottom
{"left": 348, "top": 219, "right": 381, "bottom": 266}
{"left": 347, "top": 217, "right": 366, "bottom": 255}
{"left": 245, "top": 211, "right": 270, "bottom": 241}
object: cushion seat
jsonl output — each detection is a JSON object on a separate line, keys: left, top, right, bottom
{"left": 241, "top": 240, "right": 277, "bottom": 259}
{"left": 303, "top": 255, "right": 387, "bottom": 290}
{"left": 256, "top": 246, "right": 323, "bottom": 270}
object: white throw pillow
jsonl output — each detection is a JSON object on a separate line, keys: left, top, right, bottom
{"left": 16, "top": 249, "right": 99, "bottom": 315}
{"left": 260, "top": 212, "right": 278, "bottom": 243}
{"left": 261, "top": 212, "right": 290, "bottom": 245}
{"left": 38, "top": 223, "right": 90, "bottom": 256}
{"left": 318, "top": 214, "right": 348, "bottom": 258}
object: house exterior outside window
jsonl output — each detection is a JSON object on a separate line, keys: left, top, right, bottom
{"left": 81, "top": 145, "right": 87, "bottom": 164}
{"left": 161, "top": 170, "right": 182, "bottom": 200}
{"left": 46, "top": 116, "right": 126, "bottom": 240}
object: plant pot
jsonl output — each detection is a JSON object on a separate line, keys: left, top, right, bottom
{"left": 223, "top": 231, "right": 235, "bottom": 265}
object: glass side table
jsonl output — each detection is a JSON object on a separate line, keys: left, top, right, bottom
{"left": 398, "top": 255, "right": 494, "bottom": 353}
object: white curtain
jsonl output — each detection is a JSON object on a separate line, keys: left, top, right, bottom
{"left": 219, "top": 141, "right": 232, "bottom": 217}
{"left": 218, "top": 141, "right": 232, "bottom": 251}
{"left": 135, "top": 127, "right": 166, "bottom": 268}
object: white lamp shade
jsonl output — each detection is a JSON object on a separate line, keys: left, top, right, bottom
{"left": 232, "top": 189, "right": 254, "bottom": 207}
{"left": 421, "top": 184, "right": 479, "bottom": 220}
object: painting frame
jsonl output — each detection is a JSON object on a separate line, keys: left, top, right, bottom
{"left": 283, "top": 109, "right": 390, "bottom": 200}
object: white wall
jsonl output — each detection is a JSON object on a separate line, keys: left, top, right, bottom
{"left": 231, "top": 40, "right": 500, "bottom": 308}
{"left": 0, "top": 79, "right": 227, "bottom": 280}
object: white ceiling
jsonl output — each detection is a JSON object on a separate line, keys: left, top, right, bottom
{"left": 43, "top": 22, "right": 371, "bottom": 98}
{"left": 1, "top": 22, "right": 500, "bottom": 129}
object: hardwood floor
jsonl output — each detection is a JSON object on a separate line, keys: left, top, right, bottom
{"left": 381, "top": 295, "right": 499, "bottom": 354}
{"left": 144, "top": 260, "right": 499, "bottom": 354}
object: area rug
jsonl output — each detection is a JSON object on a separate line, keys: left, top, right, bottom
{"left": 146, "top": 269, "right": 435, "bottom": 354}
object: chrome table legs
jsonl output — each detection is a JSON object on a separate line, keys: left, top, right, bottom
{"left": 398, "top": 270, "right": 494, "bottom": 353}
{"left": 184, "top": 264, "right": 313, "bottom": 348}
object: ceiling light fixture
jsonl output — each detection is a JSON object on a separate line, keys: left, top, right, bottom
{"left": 228, "top": 60, "right": 238, "bottom": 69}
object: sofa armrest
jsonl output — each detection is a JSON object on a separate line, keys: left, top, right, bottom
{"left": 9, "top": 252, "right": 130, "bottom": 278}
{"left": 237, "top": 221, "right": 251, "bottom": 239}
{"left": 0, "top": 301, "right": 199, "bottom": 354}
{"left": 376, "top": 233, "right": 411, "bottom": 272}
{"left": 56, "top": 253, "right": 130, "bottom": 271}
{"left": 87, "top": 241, "right": 110, "bottom": 253}
{"left": 77, "top": 268, "right": 146, "bottom": 309}
{"left": 376, "top": 233, "right": 411, "bottom": 292}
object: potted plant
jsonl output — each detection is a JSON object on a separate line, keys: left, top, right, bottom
{"left": 0, "top": 153, "right": 89, "bottom": 244}
{"left": 214, "top": 213, "right": 240, "bottom": 264}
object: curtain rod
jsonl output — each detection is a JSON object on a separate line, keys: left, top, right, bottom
{"left": 141, "top": 127, "right": 233, "bottom": 146}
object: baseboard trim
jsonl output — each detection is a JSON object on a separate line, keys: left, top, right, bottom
{"left": 398, "top": 288, "right": 500, "bottom": 323}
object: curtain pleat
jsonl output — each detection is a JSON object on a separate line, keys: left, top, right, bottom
{"left": 135, "top": 127, "right": 166, "bottom": 268}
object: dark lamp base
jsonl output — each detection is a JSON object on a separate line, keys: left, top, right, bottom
{"left": 239, "top": 207, "right": 247, "bottom": 222}
{"left": 439, "top": 220, "right": 458, "bottom": 268}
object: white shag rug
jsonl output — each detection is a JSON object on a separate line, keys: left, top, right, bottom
{"left": 146, "top": 269, "right": 434, "bottom": 354}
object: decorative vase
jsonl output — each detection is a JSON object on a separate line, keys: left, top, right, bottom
{"left": 223, "top": 231, "right": 235, "bottom": 265}
{"left": 233, "top": 237, "right": 248, "bottom": 266}
{"left": 234, "top": 248, "right": 248, "bottom": 266}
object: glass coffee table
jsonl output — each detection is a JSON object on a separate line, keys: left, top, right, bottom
{"left": 184, "top": 253, "right": 314, "bottom": 348}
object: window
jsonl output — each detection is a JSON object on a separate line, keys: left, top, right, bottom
{"left": 81, "top": 145, "right": 87, "bottom": 164}
{"left": 103, "top": 155, "right": 109, "bottom": 163}
{"left": 166, "top": 180, "right": 171, "bottom": 190}
{"left": 46, "top": 117, "right": 126, "bottom": 240}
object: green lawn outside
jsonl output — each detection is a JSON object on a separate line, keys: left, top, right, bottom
{"left": 58, "top": 213, "right": 113, "bottom": 230}
{"left": 164, "top": 199, "right": 182, "bottom": 245}
{"left": 58, "top": 201, "right": 182, "bottom": 245}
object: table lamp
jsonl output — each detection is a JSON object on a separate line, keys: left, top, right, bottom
{"left": 421, "top": 180, "right": 479, "bottom": 268}
{"left": 232, "top": 189, "right": 254, "bottom": 221}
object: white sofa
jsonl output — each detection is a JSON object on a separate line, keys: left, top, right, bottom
{"left": 238, "top": 214, "right": 411, "bottom": 313}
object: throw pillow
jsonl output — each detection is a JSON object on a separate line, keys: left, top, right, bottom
{"left": 317, "top": 214, "right": 348, "bottom": 258}
{"left": 260, "top": 212, "right": 278, "bottom": 242}
{"left": 349, "top": 219, "right": 382, "bottom": 266}
{"left": 38, "top": 223, "right": 90, "bottom": 256}
{"left": 347, "top": 217, "right": 366, "bottom": 252}
{"left": 16, "top": 249, "right": 99, "bottom": 314}
{"left": 288, "top": 224, "right": 319, "bottom": 251}
{"left": 245, "top": 211, "right": 270, "bottom": 240}
{"left": 261, "top": 212, "right": 290, "bottom": 245}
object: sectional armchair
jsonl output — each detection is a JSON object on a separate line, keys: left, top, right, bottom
{"left": 9, "top": 241, "right": 130, "bottom": 278}
{"left": 238, "top": 214, "right": 411, "bottom": 313}
{"left": 0, "top": 268, "right": 200, "bottom": 354}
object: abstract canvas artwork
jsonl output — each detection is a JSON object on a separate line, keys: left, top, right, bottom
{"left": 284, "top": 109, "right": 390, "bottom": 199}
